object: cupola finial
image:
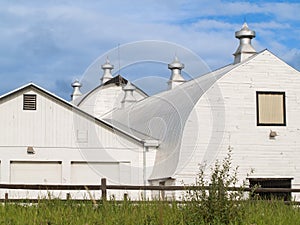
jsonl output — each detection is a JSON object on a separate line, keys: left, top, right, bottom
{"left": 233, "top": 23, "right": 257, "bottom": 64}
{"left": 167, "top": 56, "right": 185, "bottom": 89}
{"left": 71, "top": 80, "right": 82, "bottom": 101}
{"left": 101, "top": 57, "right": 114, "bottom": 84}
{"left": 121, "top": 81, "right": 137, "bottom": 108}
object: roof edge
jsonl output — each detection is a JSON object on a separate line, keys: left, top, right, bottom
{"left": 0, "top": 82, "right": 152, "bottom": 145}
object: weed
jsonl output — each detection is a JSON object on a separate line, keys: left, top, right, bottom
{"left": 183, "top": 149, "right": 245, "bottom": 225}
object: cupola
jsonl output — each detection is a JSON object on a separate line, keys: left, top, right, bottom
{"left": 167, "top": 56, "right": 185, "bottom": 89}
{"left": 121, "top": 81, "right": 136, "bottom": 108}
{"left": 101, "top": 58, "right": 114, "bottom": 84}
{"left": 233, "top": 23, "right": 257, "bottom": 64}
{"left": 71, "top": 80, "right": 82, "bottom": 101}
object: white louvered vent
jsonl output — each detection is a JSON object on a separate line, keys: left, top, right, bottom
{"left": 23, "top": 94, "right": 37, "bottom": 110}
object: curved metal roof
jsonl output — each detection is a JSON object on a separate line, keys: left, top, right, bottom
{"left": 104, "top": 61, "right": 241, "bottom": 180}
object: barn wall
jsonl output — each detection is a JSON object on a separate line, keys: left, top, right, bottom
{"left": 78, "top": 84, "right": 146, "bottom": 119}
{"left": 0, "top": 88, "right": 145, "bottom": 185}
{"left": 178, "top": 51, "right": 300, "bottom": 194}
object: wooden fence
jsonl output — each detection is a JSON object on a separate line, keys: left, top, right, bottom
{"left": 1, "top": 178, "right": 300, "bottom": 202}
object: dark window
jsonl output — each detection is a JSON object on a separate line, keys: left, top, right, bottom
{"left": 23, "top": 94, "right": 37, "bottom": 110}
{"left": 256, "top": 91, "right": 286, "bottom": 126}
{"left": 249, "top": 178, "right": 292, "bottom": 201}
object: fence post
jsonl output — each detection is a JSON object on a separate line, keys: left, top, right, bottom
{"left": 101, "top": 178, "right": 107, "bottom": 201}
{"left": 66, "top": 193, "right": 71, "bottom": 200}
{"left": 124, "top": 193, "right": 128, "bottom": 201}
{"left": 4, "top": 193, "right": 8, "bottom": 203}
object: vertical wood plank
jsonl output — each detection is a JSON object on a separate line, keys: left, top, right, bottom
{"left": 101, "top": 178, "right": 107, "bottom": 201}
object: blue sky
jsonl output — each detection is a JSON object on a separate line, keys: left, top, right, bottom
{"left": 0, "top": 0, "right": 299, "bottom": 99}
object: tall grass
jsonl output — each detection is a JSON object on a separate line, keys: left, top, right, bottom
{"left": 0, "top": 199, "right": 185, "bottom": 225}
{"left": 242, "top": 200, "right": 300, "bottom": 225}
{"left": 0, "top": 199, "right": 300, "bottom": 225}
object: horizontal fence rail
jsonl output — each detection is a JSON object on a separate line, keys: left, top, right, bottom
{"left": 1, "top": 178, "right": 300, "bottom": 201}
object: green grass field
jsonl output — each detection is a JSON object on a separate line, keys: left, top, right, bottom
{"left": 0, "top": 199, "right": 299, "bottom": 225}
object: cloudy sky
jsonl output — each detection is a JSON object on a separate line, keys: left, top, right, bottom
{"left": 1, "top": 0, "right": 299, "bottom": 99}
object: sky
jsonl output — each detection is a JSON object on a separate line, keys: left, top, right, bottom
{"left": 0, "top": 0, "right": 300, "bottom": 99}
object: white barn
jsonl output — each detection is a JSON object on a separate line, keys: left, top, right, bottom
{"left": 1, "top": 23, "right": 300, "bottom": 199}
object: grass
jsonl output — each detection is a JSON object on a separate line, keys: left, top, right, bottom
{"left": 0, "top": 199, "right": 299, "bottom": 225}
{"left": 242, "top": 200, "right": 300, "bottom": 225}
{"left": 0, "top": 199, "right": 184, "bottom": 225}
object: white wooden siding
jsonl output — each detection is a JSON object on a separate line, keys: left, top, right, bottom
{"left": 178, "top": 51, "right": 300, "bottom": 198}
{"left": 0, "top": 87, "right": 145, "bottom": 186}
{"left": 79, "top": 84, "right": 146, "bottom": 119}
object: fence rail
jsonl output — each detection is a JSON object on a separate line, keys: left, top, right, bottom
{"left": 1, "top": 178, "right": 300, "bottom": 201}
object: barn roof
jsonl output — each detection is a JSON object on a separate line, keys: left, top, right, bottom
{"left": 104, "top": 50, "right": 267, "bottom": 180}
{"left": 74, "top": 75, "right": 148, "bottom": 106}
{"left": 0, "top": 83, "right": 155, "bottom": 145}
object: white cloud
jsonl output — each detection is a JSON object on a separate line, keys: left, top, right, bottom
{"left": 0, "top": 0, "right": 299, "bottom": 99}
{"left": 263, "top": 2, "right": 300, "bottom": 21}
{"left": 282, "top": 48, "right": 300, "bottom": 69}
{"left": 191, "top": 20, "right": 236, "bottom": 30}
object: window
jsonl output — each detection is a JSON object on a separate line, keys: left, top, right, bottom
{"left": 249, "top": 178, "right": 292, "bottom": 201}
{"left": 23, "top": 94, "right": 37, "bottom": 110}
{"left": 256, "top": 92, "right": 286, "bottom": 126}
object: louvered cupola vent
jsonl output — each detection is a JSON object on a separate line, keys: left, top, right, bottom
{"left": 23, "top": 94, "right": 37, "bottom": 110}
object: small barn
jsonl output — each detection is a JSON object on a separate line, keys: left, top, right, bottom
{"left": 0, "top": 83, "right": 158, "bottom": 198}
